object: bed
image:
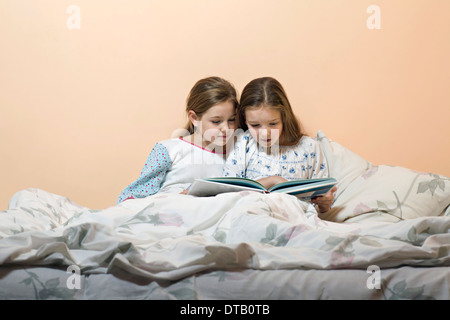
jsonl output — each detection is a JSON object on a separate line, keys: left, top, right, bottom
{"left": 1, "top": 131, "right": 449, "bottom": 301}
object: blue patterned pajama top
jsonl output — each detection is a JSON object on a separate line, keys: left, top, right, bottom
{"left": 223, "top": 131, "right": 329, "bottom": 180}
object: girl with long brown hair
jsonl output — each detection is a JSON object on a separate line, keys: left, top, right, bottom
{"left": 224, "top": 77, "right": 336, "bottom": 213}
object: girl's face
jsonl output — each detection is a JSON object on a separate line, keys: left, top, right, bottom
{"left": 190, "top": 100, "right": 236, "bottom": 149}
{"left": 245, "top": 106, "right": 283, "bottom": 148}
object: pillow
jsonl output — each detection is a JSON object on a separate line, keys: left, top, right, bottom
{"left": 330, "top": 165, "right": 450, "bottom": 222}
{"left": 315, "top": 130, "right": 372, "bottom": 198}
{"left": 315, "top": 131, "right": 450, "bottom": 222}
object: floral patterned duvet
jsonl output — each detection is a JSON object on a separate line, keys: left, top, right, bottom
{"left": 0, "top": 187, "right": 449, "bottom": 300}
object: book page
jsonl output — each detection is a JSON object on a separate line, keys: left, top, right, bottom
{"left": 205, "top": 177, "right": 266, "bottom": 190}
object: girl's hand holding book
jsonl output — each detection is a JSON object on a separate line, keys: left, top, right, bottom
{"left": 312, "top": 186, "right": 337, "bottom": 213}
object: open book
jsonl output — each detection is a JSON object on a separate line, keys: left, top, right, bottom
{"left": 187, "top": 177, "right": 337, "bottom": 200}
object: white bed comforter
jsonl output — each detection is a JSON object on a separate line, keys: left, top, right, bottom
{"left": 1, "top": 188, "right": 449, "bottom": 281}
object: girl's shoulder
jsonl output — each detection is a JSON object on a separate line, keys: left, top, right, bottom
{"left": 148, "top": 137, "right": 198, "bottom": 156}
{"left": 278, "top": 135, "right": 321, "bottom": 155}
{"left": 232, "top": 130, "right": 257, "bottom": 151}
{"left": 153, "top": 137, "right": 184, "bottom": 150}
{"left": 233, "top": 129, "right": 252, "bottom": 141}
{"left": 161, "top": 136, "right": 227, "bottom": 156}
{"left": 297, "top": 135, "right": 319, "bottom": 148}
{"left": 233, "top": 129, "right": 250, "bottom": 141}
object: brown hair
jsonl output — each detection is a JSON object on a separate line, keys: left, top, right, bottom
{"left": 238, "top": 77, "right": 304, "bottom": 145}
{"left": 184, "top": 76, "right": 238, "bottom": 134}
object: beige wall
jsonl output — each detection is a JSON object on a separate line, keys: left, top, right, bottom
{"left": 1, "top": 0, "right": 449, "bottom": 210}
